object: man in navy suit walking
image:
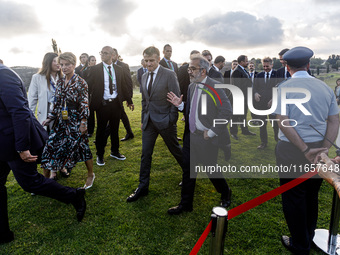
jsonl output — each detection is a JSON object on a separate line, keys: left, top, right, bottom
{"left": 0, "top": 64, "right": 86, "bottom": 244}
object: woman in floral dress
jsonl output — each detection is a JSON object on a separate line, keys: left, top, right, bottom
{"left": 41, "top": 52, "right": 95, "bottom": 189}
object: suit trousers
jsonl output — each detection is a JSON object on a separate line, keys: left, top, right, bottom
{"left": 87, "top": 108, "right": 96, "bottom": 135}
{"left": 95, "top": 99, "right": 121, "bottom": 156}
{"left": 258, "top": 114, "right": 278, "bottom": 144}
{"left": 138, "top": 120, "right": 183, "bottom": 190}
{"left": 276, "top": 140, "right": 323, "bottom": 254}
{"left": 120, "top": 105, "right": 133, "bottom": 136}
{"left": 0, "top": 159, "right": 76, "bottom": 234}
{"left": 180, "top": 132, "right": 229, "bottom": 207}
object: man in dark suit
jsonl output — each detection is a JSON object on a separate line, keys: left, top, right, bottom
{"left": 159, "top": 44, "right": 179, "bottom": 75}
{"left": 166, "top": 55, "right": 232, "bottom": 214}
{"left": 202, "top": 50, "right": 223, "bottom": 80}
{"left": 276, "top": 48, "right": 291, "bottom": 80}
{"left": 75, "top": 53, "right": 89, "bottom": 78}
{"left": 126, "top": 46, "right": 183, "bottom": 202}
{"left": 253, "top": 57, "right": 278, "bottom": 149}
{"left": 137, "top": 59, "right": 148, "bottom": 93}
{"left": 213, "top": 55, "right": 225, "bottom": 73}
{"left": 230, "top": 55, "right": 256, "bottom": 140}
{"left": 0, "top": 64, "right": 86, "bottom": 244}
{"left": 177, "top": 50, "right": 200, "bottom": 119}
{"left": 248, "top": 61, "right": 258, "bottom": 84}
{"left": 87, "top": 46, "right": 133, "bottom": 166}
{"left": 112, "top": 48, "right": 135, "bottom": 142}
{"left": 223, "top": 60, "right": 238, "bottom": 83}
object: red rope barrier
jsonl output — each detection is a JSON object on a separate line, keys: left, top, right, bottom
{"left": 189, "top": 220, "right": 212, "bottom": 255}
{"left": 189, "top": 170, "right": 319, "bottom": 254}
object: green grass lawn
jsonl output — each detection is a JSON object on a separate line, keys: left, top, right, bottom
{"left": 2, "top": 78, "right": 338, "bottom": 254}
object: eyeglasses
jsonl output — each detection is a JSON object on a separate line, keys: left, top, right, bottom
{"left": 99, "top": 51, "right": 110, "bottom": 56}
{"left": 187, "top": 67, "right": 202, "bottom": 73}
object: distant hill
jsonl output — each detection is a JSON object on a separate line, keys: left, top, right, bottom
{"left": 11, "top": 66, "right": 39, "bottom": 91}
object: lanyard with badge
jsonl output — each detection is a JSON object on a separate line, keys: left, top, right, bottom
{"left": 103, "top": 65, "right": 116, "bottom": 91}
{"left": 61, "top": 74, "right": 75, "bottom": 120}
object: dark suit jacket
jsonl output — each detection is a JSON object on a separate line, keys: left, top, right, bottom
{"left": 253, "top": 70, "right": 277, "bottom": 109}
{"left": 75, "top": 64, "right": 86, "bottom": 78}
{"left": 0, "top": 65, "right": 48, "bottom": 161}
{"left": 208, "top": 67, "right": 223, "bottom": 80}
{"left": 223, "top": 70, "right": 232, "bottom": 84}
{"left": 116, "top": 60, "right": 133, "bottom": 102}
{"left": 87, "top": 62, "right": 132, "bottom": 110}
{"left": 141, "top": 65, "right": 180, "bottom": 130}
{"left": 178, "top": 63, "right": 190, "bottom": 103}
{"left": 231, "top": 65, "right": 252, "bottom": 92}
{"left": 276, "top": 67, "right": 291, "bottom": 79}
{"left": 231, "top": 65, "right": 252, "bottom": 115}
{"left": 137, "top": 67, "right": 145, "bottom": 86}
{"left": 159, "top": 58, "right": 178, "bottom": 75}
{"left": 184, "top": 77, "right": 232, "bottom": 148}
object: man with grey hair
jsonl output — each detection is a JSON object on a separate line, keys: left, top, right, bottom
{"left": 167, "top": 55, "right": 232, "bottom": 214}
{"left": 126, "top": 46, "right": 183, "bottom": 202}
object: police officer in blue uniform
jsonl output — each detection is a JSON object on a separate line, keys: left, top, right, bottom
{"left": 274, "top": 47, "right": 339, "bottom": 254}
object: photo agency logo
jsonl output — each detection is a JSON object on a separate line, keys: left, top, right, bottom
{"left": 198, "top": 82, "right": 224, "bottom": 111}
{"left": 204, "top": 82, "right": 312, "bottom": 128}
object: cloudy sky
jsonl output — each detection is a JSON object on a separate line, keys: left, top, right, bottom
{"left": 1, "top": 0, "right": 339, "bottom": 68}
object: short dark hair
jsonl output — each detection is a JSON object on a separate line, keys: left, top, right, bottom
{"left": 237, "top": 55, "right": 247, "bottom": 63}
{"left": 113, "top": 48, "right": 118, "bottom": 55}
{"left": 278, "top": 48, "right": 290, "bottom": 56}
{"left": 202, "top": 50, "right": 212, "bottom": 58}
{"left": 79, "top": 53, "right": 89, "bottom": 60}
{"left": 190, "top": 50, "right": 200, "bottom": 55}
{"left": 214, "top": 55, "right": 225, "bottom": 64}
{"left": 143, "top": 46, "right": 160, "bottom": 57}
{"left": 163, "top": 44, "right": 171, "bottom": 50}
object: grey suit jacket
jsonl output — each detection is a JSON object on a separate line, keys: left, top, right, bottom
{"left": 141, "top": 65, "right": 180, "bottom": 130}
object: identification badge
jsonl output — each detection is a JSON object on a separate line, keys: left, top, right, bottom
{"left": 62, "top": 106, "right": 68, "bottom": 120}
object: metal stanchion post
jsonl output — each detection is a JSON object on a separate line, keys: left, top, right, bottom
{"left": 314, "top": 189, "right": 340, "bottom": 254}
{"left": 209, "top": 207, "right": 228, "bottom": 255}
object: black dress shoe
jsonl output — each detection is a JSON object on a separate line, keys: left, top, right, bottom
{"left": 221, "top": 188, "right": 232, "bottom": 208}
{"left": 0, "top": 231, "right": 14, "bottom": 244}
{"left": 96, "top": 156, "right": 105, "bottom": 166}
{"left": 242, "top": 131, "right": 256, "bottom": 136}
{"left": 167, "top": 204, "right": 193, "bottom": 215}
{"left": 71, "top": 188, "right": 86, "bottom": 222}
{"left": 121, "top": 133, "right": 134, "bottom": 141}
{"left": 257, "top": 143, "right": 267, "bottom": 150}
{"left": 281, "top": 235, "right": 298, "bottom": 253}
{"left": 231, "top": 134, "right": 239, "bottom": 140}
{"left": 110, "top": 152, "right": 126, "bottom": 160}
{"left": 126, "top": 188, "right": 149, "bottom": 202}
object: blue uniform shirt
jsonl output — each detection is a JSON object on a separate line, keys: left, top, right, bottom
{"left": 274, "top": 71, "right": 338, "bottom": 143}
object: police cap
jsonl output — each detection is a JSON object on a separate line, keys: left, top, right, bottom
{"left": 283, "top": 46, "right": 314, "bottom": 68}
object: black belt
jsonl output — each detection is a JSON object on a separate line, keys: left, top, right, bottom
{"left": 102, "top": 98, "right": 117, "bottom": 105}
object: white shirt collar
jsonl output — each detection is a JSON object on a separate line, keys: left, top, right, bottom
{"left": 149, "top": 65, "right": 160, "bottom": 75}
{"left": 103, "top": 62, "right": 113, "bottom": 68}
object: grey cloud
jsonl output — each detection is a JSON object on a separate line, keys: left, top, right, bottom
{"left": 0, "top": 0, "right": 41, "bottom": 38}
{"left": 10, "top": 47, "right": 24, "bottom": 54}
{"left": 171, "top": 12, "right": 284, "bottom": 48}
{"left": 95, "top": 0, "right": 136, "bottom": 35}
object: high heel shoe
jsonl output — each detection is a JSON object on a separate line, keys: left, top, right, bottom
{"left": 84, "top": 173, "right": 95, "bottom": 190}
{"left": 60, "top": 168, "right": 70, "bottom": 178}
